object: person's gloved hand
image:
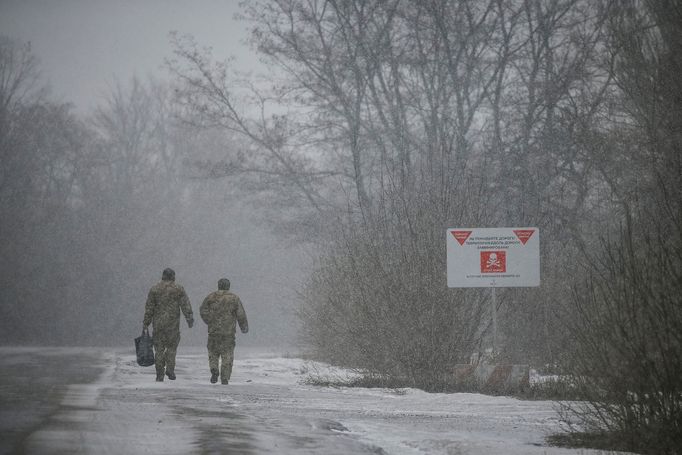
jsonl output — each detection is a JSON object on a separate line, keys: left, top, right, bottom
{"left": 187, "top": 318, "right": 194, "bottom": 328}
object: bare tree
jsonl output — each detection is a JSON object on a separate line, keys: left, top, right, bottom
{"left": 167, "top": 0, "right": 522, "bottom": 381}
{"left": 0, "top": 36, "right": 93, "bottom": 343}
{"left": 559, "top": 2, "right": 682, "bottom": 452}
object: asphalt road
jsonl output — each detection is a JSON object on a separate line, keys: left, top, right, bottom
{"left": 0, "top": 347, "right": 383, "bottom": 455}
{"left": 0, "top": 348, "right": 104, "bottom": 454}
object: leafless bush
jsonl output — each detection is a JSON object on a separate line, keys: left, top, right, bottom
{"left": 298, "top": 202, "right": 488, "bottom": 388}
{"left": 560, "top": 217, "right": 682, "bottom": 454}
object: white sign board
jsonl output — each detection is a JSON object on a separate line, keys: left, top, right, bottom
{"left": 446, "top": 227, "right": 540, "bottom": 287}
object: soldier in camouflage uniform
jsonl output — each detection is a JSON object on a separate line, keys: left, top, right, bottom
{"left": 143, "top": 268, "right": 194, "bottom": 382}
{"left": 200, "top": 278, "right": 248, "bottom": 384}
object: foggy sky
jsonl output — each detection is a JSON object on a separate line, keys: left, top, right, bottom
{"left": 0, "top": 0, "right": 262, "bottom": 112}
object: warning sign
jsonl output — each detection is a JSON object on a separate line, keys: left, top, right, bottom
{"left": 513, "top": 229, "right": 535, "bottom": 245}
{"left": 447, "top": 227, "right": 540, "bottom": 287}
{"left": 451, "top": 230, "right": 472, "bottom": 245}
{"left": 481, "top": 251, "right": 506, "bottom": 273}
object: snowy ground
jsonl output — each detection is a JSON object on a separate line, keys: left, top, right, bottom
{"left": 0, "top": 346, "right": 628, "bottom": 454}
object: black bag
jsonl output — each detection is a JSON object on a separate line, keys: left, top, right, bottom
{"left": 135, "top": 327, "right": 155, "bottom": 366}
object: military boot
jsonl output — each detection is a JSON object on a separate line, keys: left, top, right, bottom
{"left": 210, "top": 369, "right": 219, "bottom": 384}
{"left": 156, "top": 372, "right": 164, "bottom": 382}
{"left": 221, "top": 379, "right": 229, "bottom": 385}
{"left": 166, "top": 370, "right": 176, "bottom": 380}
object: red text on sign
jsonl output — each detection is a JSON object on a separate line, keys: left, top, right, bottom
{"left": 451, "top": 230, "right": 472, "bottom": 245}
{"left": 513, "top": 229, "right": 535, "bottom": 245}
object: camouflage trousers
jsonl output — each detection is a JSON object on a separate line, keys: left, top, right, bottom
{"left": 153, "top": 329, "right": 180, "bottom": 376}
{"left": 207, "top": 334, "right": 236, "bottom": 382}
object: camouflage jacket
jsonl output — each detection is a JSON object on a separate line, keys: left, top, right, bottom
{"left": 199, "top": 290, "right": 248, "bottom": 337}
{"left": 143, "top": 280, "right": 193, "bottom": 334}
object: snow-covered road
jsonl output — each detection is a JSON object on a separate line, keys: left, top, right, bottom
{"left": 0, "top": 347, "right": 621, "bottom": 454}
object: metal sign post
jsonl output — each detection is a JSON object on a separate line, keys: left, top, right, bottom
{"left": 491, "top": 286, "right": 497, "bottom": 354}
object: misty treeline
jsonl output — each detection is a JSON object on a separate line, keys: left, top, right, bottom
{"left": 166, "top": 1, "right": 680, "bottom": 451}
{"left": 0, "top": 36, "right": 290, "bottom": 346}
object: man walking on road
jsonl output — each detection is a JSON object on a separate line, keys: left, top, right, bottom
{"left": 200, "top": 278, "right": 248, "bottom": 384}
{"left": 143, "top": 268, "right": 194, "bottom": 382}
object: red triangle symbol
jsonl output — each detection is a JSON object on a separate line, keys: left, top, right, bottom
{"left": 451, "top": 230, "right": 472, "bottom": 245}
{"left": 513, "top": 229, "right": 535, "bottom": 245}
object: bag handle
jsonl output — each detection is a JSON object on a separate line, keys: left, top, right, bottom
{"left": 142, "top": 326, "right": 150, "bottom": 336}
